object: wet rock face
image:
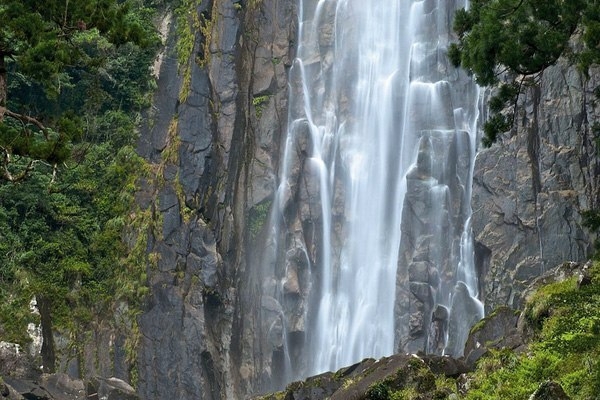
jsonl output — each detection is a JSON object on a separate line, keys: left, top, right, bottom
{"left": 396, "top": 129, "right": 476, "bottom": 356}
{"left": 394, "top": 0, "right": 482, "bottom": 358}
{"left": 471, "top": 61, "right": 600, "bottom": 312}
{"left": 135, "top": 0, "right": 297, "bottom": 398}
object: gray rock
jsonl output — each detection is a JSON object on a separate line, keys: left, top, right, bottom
{"left": 472, "top": 58, "right": 598, "bottom": 312}
{"left": 251, "top": 353, "right": 471, "bottom": 400}
{"left": 0, "top": 342, "right": 36, "bottom": 379}
{"left": 446, "top": 283, "right": 483, "bottom": 357}
{"left": 88, "top": 377, "right": 139, "bottom": 400}
{"left": 3, "top": 373, "right": 87, "bottom": 400}
{"left": 463, "top": 306, "right": 522, "bottom": 368}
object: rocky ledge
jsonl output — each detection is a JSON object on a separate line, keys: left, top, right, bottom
{"left": 253, "top": 261, "right": 594, "bottom": 400}
{"left": 252, "top": 353, "right": 471, "bottom": 400}
{"left": 0, "top": 374, "right": 139, "bottom": 400}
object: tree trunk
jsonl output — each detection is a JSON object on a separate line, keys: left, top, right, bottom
{"left": 37, "top": 295, "right": 56, "bottom": 373}
{"left": 0, "top": 53, "right": 6, "bottom": 112}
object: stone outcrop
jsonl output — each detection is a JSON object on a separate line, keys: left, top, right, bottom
{"left": 462, "top": 306, "right": 522, "bottom": 367}
{"left": 459, "top": 260, "right": 594, "bottom": 369}
{"left": 251, "top": 353, "right": 470, "bottom": 400}
{"left": 395, "top": 0, "right": 481, "bottom": 358}
{"left": 472, "top": 61, "right": 600, "bottom": 312}
{"left": 0, "top": 374, "right": 140, "bottom": 400}
{"left": 2, "top": 0, "right": 599, "bottom": 399}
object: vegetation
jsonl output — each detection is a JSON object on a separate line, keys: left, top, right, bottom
{"left": 464, "top": 262, "right": 600, "bottom": 399}
{"left": 248, "top": 199, "right": 272, "bottom": 240}
{"left": 582, "top": 208, "right": 600, "bottom": 259}
{"left": 448, "top": 0, "right": 600, "bottom": 145}
{"left": 449, "top": 0, "right": 600, "bottom": 256}
{"left": 174, "top": 0, "right": 202, "bottom": 102}
{"left": 0, "top": 0, "right": 160, "bottom": 180}
{"left": 252, "top": 94, "right": 271, "bottom": 119}
{"left": 0, "top": 0, "right": 162, "bottom": 375}
{"left": 364, "top": 358, "right": 454, "bottom": 400}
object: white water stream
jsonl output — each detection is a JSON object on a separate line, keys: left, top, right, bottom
{"left": 268, "top": 0, "right": 484, "bottom": 381}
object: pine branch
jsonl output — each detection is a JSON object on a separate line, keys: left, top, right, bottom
{"left": 0, "top": 107, "right": 49, "bottom": 139}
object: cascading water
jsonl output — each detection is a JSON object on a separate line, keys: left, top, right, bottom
{"left": 265, "top": 0, "right": 484, "bottom": 384}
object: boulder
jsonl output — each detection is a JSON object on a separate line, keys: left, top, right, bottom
{"left": 87, "top": 377, "right": 139, "bottom": 400}
{"left": 0, "top": 342, "right": 36, "bottom": 379}
{"left": 4, "top": 373, "right": 86, "bottom": 400}
{"left": 528, "top": 381, "right": 571, "bottom": 400}
{"left": 0, "top": 379, "right": 23, "bottom": 400}
{"left": 463, "top": 306, "right": 522, "bottom": 367}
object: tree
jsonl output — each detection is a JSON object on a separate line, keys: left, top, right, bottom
{"left": 448, "top": 0, "right": 600, "bottom": 145}
{"left": 0, "top": 0, "right": 160, "bottom": 373}
{"left": 0, "top": 0, "right": 150, "bottom": 181}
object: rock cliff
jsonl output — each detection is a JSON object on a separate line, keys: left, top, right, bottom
{"left": 0, "top": 1, "right": 597, "bottom": 399}
{"left": 471, "top": 62, "right": 600, "bottom": 312}
{"left": 135, "top": 0, "right": 297, "bottom": 398}
{"left": 133, "top": 1, "right": 599, "bottom": 400}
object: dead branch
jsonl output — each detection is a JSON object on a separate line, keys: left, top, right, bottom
{"left": 1, "top": 147, "right": 35, "bottom": 182}
{"left": 0, "top": 106, "right": 49, "bottom": 139}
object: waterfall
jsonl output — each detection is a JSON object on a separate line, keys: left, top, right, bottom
{"left": 265, "top": 0, "right": 484, "bottom": 383}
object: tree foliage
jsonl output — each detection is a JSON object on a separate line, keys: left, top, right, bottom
{"left": 0, "top": 0, "right": 161, "bottom": 372}
{"left": 448, "top": 0, "right": 600, "bottom": 145}
{"left": 0, "top": 0, "right": 158, "bottom": 181}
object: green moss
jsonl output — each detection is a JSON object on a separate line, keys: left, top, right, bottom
{"left": 252, "top": 95, "right": 272, "bottom": 119}
{"left": 160, "top": 117, "right": 181, "bottom": 166}
{"left": 366, "top": 381, "right": 390, "bottom": 400}
{"left": 389, "top": 387, "right": 419, "bottom": 400}
{"left": 248, "top": 199, "right": 272, "bottom": 240}
{"left": 174, "top": 0, "right": 203, "bottom": 102}
{"left": 525, "top": 277, "right": 578, "bottom": 331}
{"left": 470, "top": 306, "right": 519, "bottom": 334}
{"left": 341, "top": 377, "right": 358, "bottom": 389}
{"left": 247, "top": 0, "right": 263, "bottom": 9}
{"left": 464, "top": 261, "right": 600, "bottom": 399}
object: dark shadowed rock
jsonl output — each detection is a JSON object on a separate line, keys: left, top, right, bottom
{"left": 528, "top": 381, "right": 571, "bottom": 400}
{"left": 4, "top": 373, "right": 87, "bottom": 400}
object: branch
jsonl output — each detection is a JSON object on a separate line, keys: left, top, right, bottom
{"left": 64, "top": 0, "right": 69, "bottom": 29}
{"left": 0, "top": 147, "right": 35, "bottom": 182}
{"left": 0, "top": 106, "right": 49, "bottom": 139}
